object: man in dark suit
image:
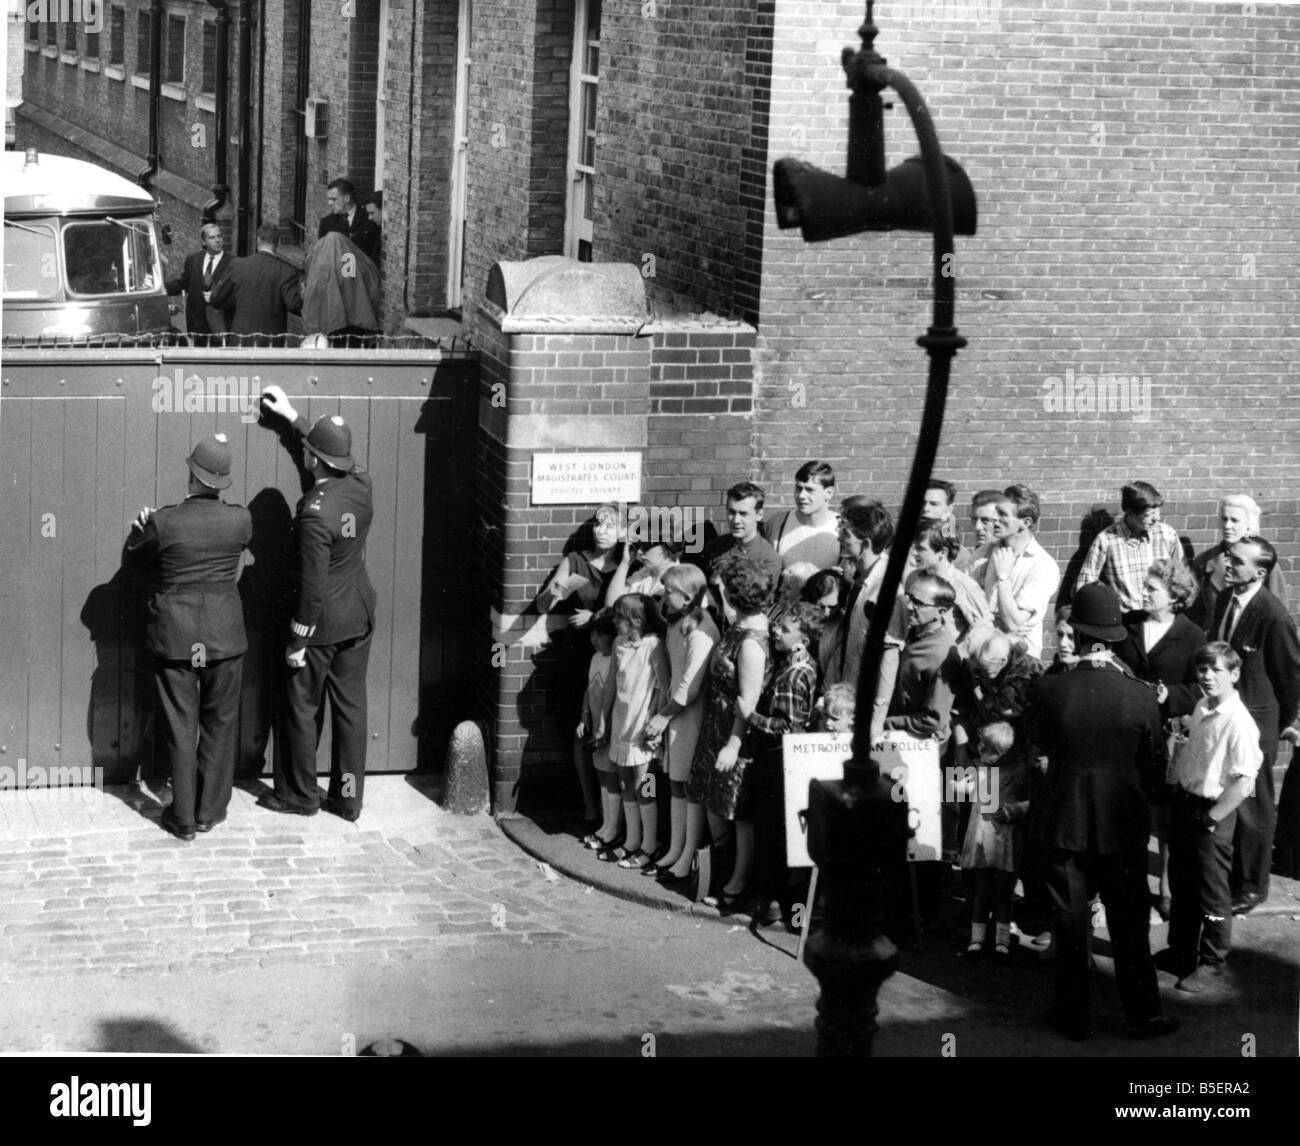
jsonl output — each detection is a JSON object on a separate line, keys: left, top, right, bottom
{"left": 1210, "top": 537, "right": 1300, "bottom": 914}
{"left": 257, "top": 384, "right": 377, "bottom": 823}
{"left": 165, "top": 222, "right": 233, "bottom": 346}
{"left": 318, "top": 177, "right": 381, "bottom": 264}
{"left": 1031, "top": 583, "right": 1179, "bottom": 1041}
{"left": 208, "top": 223, "right": 303, "bottom": 346}
{"left": 124, "top": 435, "right": 252, "bottom": 840}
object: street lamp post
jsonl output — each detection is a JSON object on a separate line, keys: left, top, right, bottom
{"left": 773, "top": 1, "right": 977, "bottom": 1057}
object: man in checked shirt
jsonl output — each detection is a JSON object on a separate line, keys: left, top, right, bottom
{"left": 1075, "top": 481, "right": 1183, "bottom": 621}
{"left": 257, "top": 384, "right": 377, "bottom": 822}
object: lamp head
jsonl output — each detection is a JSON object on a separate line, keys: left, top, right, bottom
{"left": 774, "top": 154, "right": 977, "bottom": 242}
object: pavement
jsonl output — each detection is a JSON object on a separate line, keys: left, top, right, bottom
{"left": 0, "top": 774, "right": 1296, "bottom": 1057}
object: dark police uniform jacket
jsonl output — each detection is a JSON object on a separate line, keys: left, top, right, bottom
{"left": 287, "top": 419, "right": 377, "bottom": 651}
{"left": 1030, "top": 659, "right": 1163, "bottom": 855}
{"left": 123, "top": 494, "right": 252, "bottom": 660}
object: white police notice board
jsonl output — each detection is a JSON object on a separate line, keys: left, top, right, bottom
{"left": 782, "top": 731, "right": 943, "bottom": 867}
{"left": 531, "top": 452, "right": 642, "bottom": 505}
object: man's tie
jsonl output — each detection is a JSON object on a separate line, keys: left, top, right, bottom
{"left": 1221, "top": 595, "right": 1241, "bottom": 643}
{"left": 202, "top": 256, "right": 214, "bottom": 290}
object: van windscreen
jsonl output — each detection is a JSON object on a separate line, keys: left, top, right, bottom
{"left": 3, "top": 221, "right": 59, "bottom": 299}
{"left": 63, "top": 219, "right": 160, "bottom": 297}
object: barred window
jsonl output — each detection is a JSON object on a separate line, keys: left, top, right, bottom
{"left": 85, "top": 27, "right": 100, "bottom": 59}
{"left": 109, "top": 7, "right": 125, "bottom": 66}
{"left": 200, "top": 21, "right": 216, "bottom": 93}
{"left": 45, "top": 21, "right": 58, "bottom": 46}
{"left": 134, "top": 10, "right": 150, "bottom": 75}
{"left": 164, "top": 14, "right": 184, "bottom": 84}
{"left": 26, "top": 18, "right": 39, "bottom": 42}
{"left": 64, "top": 21, "right": 77, "bottom": 52}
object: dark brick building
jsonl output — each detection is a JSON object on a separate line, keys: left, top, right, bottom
{"left": 17, "top": 1, "right": 1300, "bottom": 807}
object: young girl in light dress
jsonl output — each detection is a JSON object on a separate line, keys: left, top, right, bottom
{"left": 959, "top": 721, "right": 1033, "bottom": 963}
{"left": 594, "top": 593, "right": 670, "bottom": 870}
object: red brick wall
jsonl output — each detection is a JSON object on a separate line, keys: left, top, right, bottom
{"left": 754, "top": 0, "right": 1300, "bottom": 596}
{"left": 594, "top": 1, "right": 774, "bottom": 324}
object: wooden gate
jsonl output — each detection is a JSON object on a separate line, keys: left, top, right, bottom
{"left": 0, "top": 346, "right": 478, "bottom": 785}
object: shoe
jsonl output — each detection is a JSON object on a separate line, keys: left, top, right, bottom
{"left": 617, "top": 848, "right": 654, "bottom": 870}
{"left": 195, "top": 811, "right": 227, "bottom": 833}
{"left": 702, "top": 887, "right": 753, "bottom": 914}
{"left": 641, "top": 855, "right": 676, "bottom": 878}
{"left": 160, "top": 808, "right": 195, "bottom": 842}
{"left": 656, "top": 869, "right": 697, "bottom": 894}
{"left": 993, "top": 944, "right": 1012, "bottom": 966}
{"left": 597, "top": 844, "right": 633, "bottom": 863}
{"left": 1231, "top": 892, "right": 1264, "bottom": 916}
{"left": 322, "top": 796, "right": 361, "bottom": 823}
{"left": 1176, "top": 965, "right": 1225, "bottom": 994}
{"left": 1125, "top": 1015, "right": 1181, "bottom": 1040}
{"left": 1042, "top": 1010, "right": 1090, "bottom": 1042}
{"left": 756, "top": 899, "right": 784, "bottom": 927}
{"left": 582, "top": 831, "right": 620, "bottom": 851}
{"left": 961, "top": 943, "right": 985, "bottom": 963}
{"left": 257, "top": 793, "right": 318, "bottom": 817}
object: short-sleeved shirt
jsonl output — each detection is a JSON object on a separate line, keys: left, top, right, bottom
{"left": 765, "top": 509, "right": 842, "bottom": 571}
{"left": 1174, "top": 691, "right": 1263, "bottom": 800}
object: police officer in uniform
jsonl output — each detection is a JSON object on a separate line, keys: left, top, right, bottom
{"left": 257, "top": 385, "right": 376, "bottom": 821}
{"left": 124, "top": 435, "right": 251, "bottom": 840}
{"left": 1031, "top": 583, "right": 1180, "bottom": 1041}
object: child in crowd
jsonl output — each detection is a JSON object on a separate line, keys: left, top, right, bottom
{"left": 595, "top": 593, "right": 671, "bottom": 870}
{"left": 768, "top": 562, "right": 821, "bottom": 628}
{"left": 958, "top": 721, "right": 1032, "bottom": 963}
{"left": 577, "top": 613, "right": 621, "bottom": 851}
{"left": 747, "top": 601, "right": 825, "bottom": 924}
{"left": 1157, "top": 642, "right": 1262, "bottom": 993}
{"left": 642, "top": 564, "right": 720, "bottom": 879}
{"left": 822, "top": 682, "right": 857, "bottom": 733}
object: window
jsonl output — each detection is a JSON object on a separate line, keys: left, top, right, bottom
{"left": 26, "top": 19, "right": 39, "bottom": 43}
{"left": 109, "top": 7, "right": 125, "bottom": 66}
{"left": 135, "top": 10, "right": 150, "bottom": 75}
{"left": 3, "top": 221, "right": 59, "bottom": 301}
{"left": 565, "top": 0, "right": 601, "bottom": 262}
{"left": 64, "top": 22, "right": 77, "bottom": 52}
{"left": 164, "top": 14, "right": 184, "bottom": 84}
{"left": 200, "top": 21, "right": 216, "bottom": 93}
{"left": 45, "top": 21, "right": 58, "bottom": 46}
{"left": 85, "top": 27, "right": 100, "bottom": 59}
{"left": 64, "top": 219, "right": 161, "bottom": 297}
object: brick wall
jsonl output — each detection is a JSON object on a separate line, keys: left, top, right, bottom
{"left": 460, "top": 1, "right": 574, "bottom": 325}
{"left": 595, "top": 0, "right": 774, "bottom": 324}
{"left": 752, "top": 0, "right": 1300, "bottom": 600}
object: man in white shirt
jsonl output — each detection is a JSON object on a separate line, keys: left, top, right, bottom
{"left": 765, "top": 461, "right": 842, "bottom": 571}
{"left": 982, "top": 483, "right": 1060, "bottom": 660}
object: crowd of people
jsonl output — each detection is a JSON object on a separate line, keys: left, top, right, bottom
{"left": 166, "top": 178, "right": 384, "bottom": 347}
{"left": 537, "top": 465, "right": 1300, "bottom": 1041}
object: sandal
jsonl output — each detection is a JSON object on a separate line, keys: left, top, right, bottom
{"left": 597, "top": 843, "right": 633, "bottom": 863}
{"left": 620, "top": 847, "right": 661, "bottom": 871}
{"left": 641, "top": 856, "right": 676, "bottom": 877}
{"left": 583, "top": 831, "right": 621, "bottom": 851}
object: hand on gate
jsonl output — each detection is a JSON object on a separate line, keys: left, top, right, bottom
{"left": 261, "top": 384, "right": 298, "bottom": 424}
{"left": 130, "top": 506, "right": 153, "bottom": 533}
{"left": 285, "top": 646, "right": 307, "bottom": 670}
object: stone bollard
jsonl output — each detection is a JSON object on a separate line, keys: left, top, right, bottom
{"left": 445, "top": 720, "right": 491, "bottom": 815}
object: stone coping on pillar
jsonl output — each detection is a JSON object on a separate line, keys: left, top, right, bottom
{"left": 477, "top": 299, "right": 648, "bottom": 337}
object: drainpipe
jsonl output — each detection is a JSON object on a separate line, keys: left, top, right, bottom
{"left": 202, "top": 0, "right": 232, "bottom": 225}
{"left": 139, "top": 0, "right": 165, "bottom": 185}
{"left": 236, "top": 0, "right": 256, "bottom": 253}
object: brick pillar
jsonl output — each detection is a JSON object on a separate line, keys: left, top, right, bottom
{"left": 472, "top": 257, "right": 651, "bottom": 813}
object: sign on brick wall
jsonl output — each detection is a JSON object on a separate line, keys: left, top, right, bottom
{"left": 531, "top": 452, "right": 642, "bottom": 505}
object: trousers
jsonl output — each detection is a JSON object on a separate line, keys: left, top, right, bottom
{"left": 153, "top": 655, "right": 242, "bottom": 826}
{"left": 1168, "top": 792, "right": 1236, "bottom": 973}
{"left": 276, "top": 633, "right": 371, "bottom": 812}
{"left": 1046, "top": 845, "right": 1161, "bottom": 1035}
{"left": 1231, "top": 750, "right": 1275, "bottom": 898}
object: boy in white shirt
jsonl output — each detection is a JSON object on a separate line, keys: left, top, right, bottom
{"left": 1158, "top": 641, "right": 1262, "bottom": 993}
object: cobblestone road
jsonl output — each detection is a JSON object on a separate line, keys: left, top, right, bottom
{"left": 0, "top": 776, "right": 664, "bottom": 984}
